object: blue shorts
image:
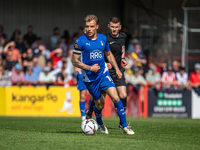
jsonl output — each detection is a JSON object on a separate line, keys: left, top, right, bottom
{"left": 77, "top": 73, "right": 87, "bottom": 91}
{"left": 84, "top": 71, "right": 115, "bottom": 100}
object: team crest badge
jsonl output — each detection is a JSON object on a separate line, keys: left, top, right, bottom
{"left": 74, "top": 44, "right": 78, "bottom": 49}
{"left": 122, "top": 46, "right": 125, "bottom": 52}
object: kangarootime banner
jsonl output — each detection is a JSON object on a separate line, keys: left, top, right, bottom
{"left": 4, "top": 86, "right": 80, "bottom": 117}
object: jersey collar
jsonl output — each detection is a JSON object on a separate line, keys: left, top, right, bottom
{"left": 85, "top": 33, "right": 97, "bottom": 40}
{"left": 109, "top": 31, "right": 119, "bottom": 38}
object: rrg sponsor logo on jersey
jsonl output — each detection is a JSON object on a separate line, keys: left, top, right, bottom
{"left": 90, "top": 50, "right": 102, "bottom": 60}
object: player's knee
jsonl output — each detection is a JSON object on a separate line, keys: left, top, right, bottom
{"left": 95, "top": 103, "right": 104, "bottom": 110}
{"left": 119, "top": 93, "right": 127, "bottom": 99}
{"left": 111, "top": 95, "right": 120, "bottom": 103}
{"left": 94, "top": 100, "right": 104, "bottom": 110}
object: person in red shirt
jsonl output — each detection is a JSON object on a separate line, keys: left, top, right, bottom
{"left": 49, "top": 48, "right": 63, "bottom": 68}
{"left": 189, "top": 63, "right": 200, "bottom": 96}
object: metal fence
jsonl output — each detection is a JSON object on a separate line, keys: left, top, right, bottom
{"left": 182, "top": 7, "right": 200, "bottom": 74}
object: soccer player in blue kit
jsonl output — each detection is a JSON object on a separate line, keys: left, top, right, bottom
{"left": 72, "top": 14, "right": 134, "bottom": 135}
{"left": 75, "top": 67, "right": 88, "bottom": 121}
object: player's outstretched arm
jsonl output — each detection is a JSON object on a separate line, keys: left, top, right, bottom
{"left": 105, "top": 51, "right": 122, "bottom": 78}
{"left": 72, "top": 54, "right": 100, "bottom": 72}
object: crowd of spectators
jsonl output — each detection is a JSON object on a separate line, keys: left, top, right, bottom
{"left": 0, "top": 25, "right": 78, "bottom": 88}
{"left": 124, "top": 38, "right": 199, "bottom": 96}
{"left": 0, "top": 24, "right": 200, "bottom": 96}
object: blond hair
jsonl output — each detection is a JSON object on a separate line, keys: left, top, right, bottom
{"left": 84, "top": 14, "right": 99, "bottom": 24}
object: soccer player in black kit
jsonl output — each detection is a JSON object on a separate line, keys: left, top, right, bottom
{"left": 86, "top": 17, "right": 128, "bottom": 130}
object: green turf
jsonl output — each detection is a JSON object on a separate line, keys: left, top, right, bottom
{"left": 0, "top": 117, "right": 199, "bottom": 150}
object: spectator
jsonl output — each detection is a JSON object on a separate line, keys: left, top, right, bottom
{"left": 132, "top": 59, "right": 143, "bottom": 75}
{"left": 50, "top": 48, "right": 62, "bottom": 68}
{"left": 68, "top": 32, "right": 78, "bottom": 50}
{"left": 65, "top": 49, "right": 75, "bottom": 77}
{"left": 176, "top": 66, "right": 189, "bottom": 90}
{"left": 0, "top": 56, "right": 6, "bottom": 69}
{"left": 146, "top": 60, "right": 161, "bottom": 74}
{"left": 31, "top": 36, "right": 42, "bottom": 50}
{"left": 37, "top": 44, "right": 50, "bottom": 60}
{"left": 60, "top": 36, "right": 68, "bottom": 56}
{"left": 22, "top": 48, "right": 34, "bottom": 71}
{"left": 11, "top": 63, "right": 25, "bottom": 85}
{"left": 0, "top": 65, "right": 11, "bottom": 86}
{"left": 125, "top": 67, "right": 147, "bottom": 93}
{"left": 24, "top": 66, "right": 39, "bottom": 86}
{"left": 146, "top": 65, "right": 161, "bottom": 90}
{"left": 161, "top": 66, "right": 176, "bottom": 90}
{"left": 0, "top": 36, "right": 6, "bottom": 57}
{"left": 50, "top": 60, "right": 67, "bottom": 77}
{"left": 68, "top": 74, "right": 77, "bottom": 86}
{"left": 3, "top": 41, "right": 22, "bottom": 65}
{"left": 4, "top": 50, "right": 17, "bottom": 71}
{"left": 39, "top": 66, "right": 56, "bottom": 89}
{"left": 189, "top": 63, "right": 200, "bottom": 96}
{"left": 46, "top": 60, "right": 53, "bottom": 71}
{"left": 32, "top": 57, "right": 42, "bottom": 77}
{"left": 172, "top": 60, "right": 180, "bottom": 74}
{"left": 50, "top": 27, "right": 60, "bottom": 50}
{"left": 124, "top": 51, "right": 134, "bottom": 71}
{"left": 55, "top": 67, "right": 67, "bottom": 85}
{"left": 23, "top": 25, "right": 37, "bottom": 48}
{"left": 131, "top": 43, "right": 147, "bottom": 67}
{"left": 160, "top": 60, "right": 168, "bottom": 74}
{"left": 127, "top": 38, "right": 144, "bottom": 54}
{"left": 34, "top": 44, "right": 50, "bottom": 69}
{"left": 16, "top": 35, "right": 26, "bottom": 54}
{"left": 9, "top": 29, "right": 21, "bottom": 42}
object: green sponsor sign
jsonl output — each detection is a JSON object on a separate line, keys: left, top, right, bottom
{"left": 158, "top": 92, "right": 164, "bottom": 98}
{"left": 157, "top": 99, "right": 183, "bottom": 106}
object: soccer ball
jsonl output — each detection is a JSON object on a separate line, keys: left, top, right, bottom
{"left": 81, "top": 119, "right": 98, "bottom": 135}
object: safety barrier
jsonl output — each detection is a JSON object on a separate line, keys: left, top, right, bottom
{"left": 0, "top": 86, "right": 200, "bottom": 118}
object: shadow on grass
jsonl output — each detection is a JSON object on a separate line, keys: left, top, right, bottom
{"left": 56, "top": 131, "right": 83, "bottom": 134}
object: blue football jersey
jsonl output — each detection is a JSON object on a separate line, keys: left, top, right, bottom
{"left": 73, "top": 33, "right": 110, "bottom": 82}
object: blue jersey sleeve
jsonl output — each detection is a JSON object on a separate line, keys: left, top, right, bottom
{"left": 104, "top": 38, "right": 110, "bottom": 52}
{"left": 73, "top": 38, "right": 83, "bottom": 55}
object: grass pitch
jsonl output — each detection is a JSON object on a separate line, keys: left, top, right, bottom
{"left": 0, "top": 117, "right": 199, "bottom": 150}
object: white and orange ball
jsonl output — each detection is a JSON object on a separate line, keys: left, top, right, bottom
{"left": 81, "top": 119, "right": 98, "bottom": 135}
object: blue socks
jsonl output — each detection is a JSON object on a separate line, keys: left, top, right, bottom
{"left": 79, "top": 101, "right": 85, "bottom": 119}
{"left": 94, "top": 105, "right": 103, "bottom": 125}
{"left": 114, "top": 100, "right": 127, "bottom": 128}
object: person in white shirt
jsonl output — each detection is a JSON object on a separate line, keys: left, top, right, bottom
{"left": 39, "top": 66, "right": 56, "bottom": 89}
{"left": 176, "top": 66, "right": 189, "bottom": 90}
{"left": 146, "top": 65, "right": 161, "bottom": 90}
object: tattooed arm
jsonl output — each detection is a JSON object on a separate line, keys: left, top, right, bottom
{"left": 72, "top": 54, "right": 100, "bottom": 72}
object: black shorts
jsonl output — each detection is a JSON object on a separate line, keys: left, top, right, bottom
{"left": 110, "top": 72, "right": 126, "bottom": 87}
{"left": 109, "top": 67, "right": 126, "bottom": 87}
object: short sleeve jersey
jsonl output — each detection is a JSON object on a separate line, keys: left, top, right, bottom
{"left": 105, "top": 32, "right": 126, "bottom": 71}
{"left": 73, "top": 33, "right": 110, "bottom": 82}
